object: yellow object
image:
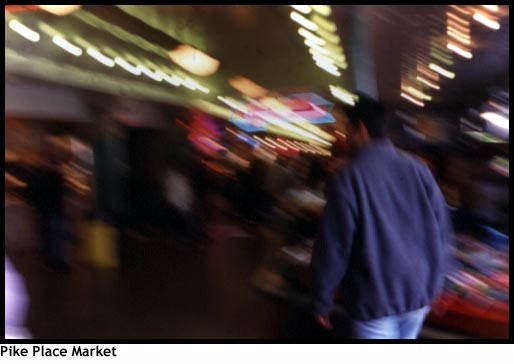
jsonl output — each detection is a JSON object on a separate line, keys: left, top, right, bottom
{"left": 80, "top": 220, "right": 119, "bottom": 269}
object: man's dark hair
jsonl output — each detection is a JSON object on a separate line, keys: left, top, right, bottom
{"left": 344, "top": 92, "right": 387, "bottom": 138}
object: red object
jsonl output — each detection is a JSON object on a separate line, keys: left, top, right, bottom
{"left": 427, "top": 292, "right": 509, "bottom": 339}
{"left": 5, "top": 5, "right": 39, "bottom": 13}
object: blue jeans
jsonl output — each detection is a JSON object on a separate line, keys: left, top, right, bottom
{"left": 351, "top": 306, "right": 430, "bottom": 339}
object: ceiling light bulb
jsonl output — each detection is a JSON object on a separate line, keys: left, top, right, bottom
{"left": 290, "top": 11, "right": 318, "bottom": 31}
{"left": 473, "top": 13, "right": 500, "bottom": 29}
{"left": 38, "top": 5, "right": 82, "bottom": 16}
{"left": 168, "top": 44, "right": 220, "bottom": 77}
{"left": 8, "top": 20, "right": 40, "bottom": 42}
{"left": 290, "top": 5, "right": 311, "bottom": 14}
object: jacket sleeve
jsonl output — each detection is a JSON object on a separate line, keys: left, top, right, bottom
{"left": 422, "top": 166, "right": 455, "bottom": 275}
{"left": 310, "top": 175, "right": 356, "bottom": 316}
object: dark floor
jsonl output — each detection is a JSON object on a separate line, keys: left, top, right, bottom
{"left": 7, "top": 212, "right": 467, "bottom": 340}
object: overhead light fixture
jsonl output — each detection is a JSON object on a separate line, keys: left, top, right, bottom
{"left": 309, "top": 46, "right": 346, "bottom": 63}
{"left": 114, "top": 57, "right": 141, "bottom": 75}
{"left": 311, "top": 14, "right": 337, "bottom": 32}
{"left": 447, "top": 42, "right": 472, "bottom": 59}
{"left": 446, "top": 12, "right": 470, "bottom": 25}
{"left": 430, "top": 51, "right": 454, "bottom": 66}
{"left": 195, "top": 84, "right": 210, "bottom": 94}
{"left": 403, "top": 86, "right": 432, "bottom": 101}
{"left": 38, "top": 5, "right": 82, "bottom": 16}
{"left": 228, "top": 76, "right": 267, "bottom": 98}
{"left": 290, "top": 5, "right": 311, "bottom": 14}
{"left": 138, "top": 65, "right": 163, "bottom": 81}
{"left": 417, "top": 65, "right": 440, "bottom": 81}
{"left": 447, "top": 25, "right": 470, "bottom": 38}
{"left": 168, "top": 44, "right": 220, "bottom": 77}
{"left": 218, "top": 96, "right": 248, "bottom": 114}
{"left": 306, "top": 40, "right": 331, "bottom": 55}
{"left": 481, "top": 112, "right": 508, "bottom": 129}
{"left": 310, "top": 5, "right": 331, "bottom": 17}
{"left": 86, "top": 48, "right": 114, "bottom": 67}
{"left": 429, "top": 63, "right": 455, "bottom": 79}
{"left": 481, "top": 5, "right": 499, "bottom": 12}
{"left": 290, "top": 11, "right": 318, "bottom": 31}
{"left": 450, "top": 5, "right": 471, "bottom": 15}
{"left": 401, "top": 92, "right": 425, "bottom": 107}
{"left": 447, "top": 31, "right": 471, "bottom": 45}
{"left": 316, "top": 61, "right": 340, "bottom": 76}
{"left": 329, "top": 85, "right": 357, "bottom": 106}
{"left": 416, "top": 76, "right": 440, "bottom": 90}
{"left": 156, "top": 70, "right": 182, "bottom": 86}
{"left": 316, "top": 27, "right": 341, "bottom": 45}
{"left": 8, "top": 20, "right": 40, "bottom": 42}
{"left": 182, "top": 78, "right": 197, "bottom": 90}
{"left": 52, "top": 35, "right": 82, "bottom": 56}
{"left": 298, "top": 27, "right": 326, "bottom": 46}
{"left": 473, "top": 13, "right": 500, "bottom": 29}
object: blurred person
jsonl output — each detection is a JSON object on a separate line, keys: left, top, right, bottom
{"left": 5, "top": 255, "right": 31, "bottom": 339}
{"left": 163, "top": 159, "right": 195, "bottom": 245}
{"left": 311, "top": 93, "right": 453, "bottom": 339}
{"left": 26, "top": 143, "right": 70, "bottom": 272}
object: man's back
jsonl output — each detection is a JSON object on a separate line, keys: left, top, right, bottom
{"left": 311, "top": 139, "right": 452, "bottom": 321}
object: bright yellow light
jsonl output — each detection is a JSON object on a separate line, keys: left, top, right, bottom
{"left": 265, "top": 137, "right": 288, "bottom": 150}
{"left": 87, "top": 48, "right": 115, "bottom": 67}
{"left": 168, "top": 44, "right": 220, "bottom": 77}
{"left": 449, "top": 5, "right": 471, "bottom": 15}
{"left": 38, "top": 5, "right": 82, "bottom": 16}
{"left": 329, "top": 85, "right": 357, "bottom": 106}
{"left": 447, "top": 42, "right": 473, "bottom": 59}
{"left": 316, "top": 27, "right": 341, "bottom": 44}
{"left": 190, "top": 99, "right": 232, "bottom": 120}
{"left": 217, "top": 96, "right": 248, "bottom": 114}
{"left": 416, "top": 76, "right": 440, "bottom": 90}
{"left": 447, "top": 12, "right": 470, "bottom": 25}
{"left": 290, "top": 11, "right": 318, "bottom": 31}
{"left": 417, "top": 65, "right": 440, "bottom": 81}
{"left": 311, "top": 5, "right": 331, "bottom": 17}
{"left": 8, "top": 20, "right": 40, "bottom": 42}
{"left": 228, "top": 76, "right": 268, "bottom": 98}
{"left": 290, "top": 5, "right": 311, "bottom": 14}
{"left": 311, "top": 14, "right": 337, "bottom": 32}
{"left": 294, "top": 121, "right": 336, "bottom": 142}
{"left": 309, "top": 48, "right": 348, "bottom": 69}
{"left": 429, "top": 63, "right": 455, "bottom": 79}
{"left": 298, "top": 27, "right": 326, "bottom": 45}
{"left": 403, "top": 86, "right": 432, "bottom": 101}
{"left": 481, "top": 5, "right": 499, "bottom": 12}
{"left": 473, "top": 13, "right": 500, "bottom": 29}
{"left": 447, "top": 31, "right": 471, "bottom": 45}
{"left": 447, "top": 25, "right": 470, "bottom": 38}
{"left": 401, "top": 92, "right": 425, "bottom": 107}
{"left": 253, "top": 136, "right": 276, "bottom": 149}
{"left": 278, "top": 138, "right": 300, "bottom": 151}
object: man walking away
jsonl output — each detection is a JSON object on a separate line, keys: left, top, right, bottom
{"left": 311, "top": 93, "right": 453, "bottom": 339}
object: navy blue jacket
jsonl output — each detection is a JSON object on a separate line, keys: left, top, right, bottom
{"left": 311, "top": 139, "right": 453, "bottom": 321}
